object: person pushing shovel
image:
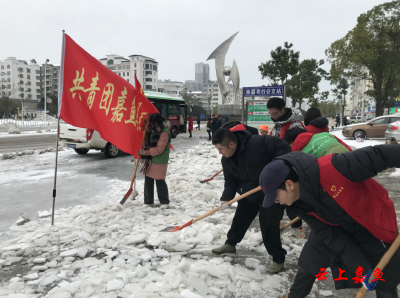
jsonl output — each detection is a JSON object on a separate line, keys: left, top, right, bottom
{"left": 211, "top": 127, "right": 291, "bottom": 274}
{"left": 260, "top": 145, "right": 400, "bottom": 298}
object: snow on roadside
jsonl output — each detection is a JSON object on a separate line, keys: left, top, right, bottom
{"left": 330, "top": 130, "right": 385, "bottom": 149}
{"left": 0, "top": 141, "right": 299, "bottom": 297}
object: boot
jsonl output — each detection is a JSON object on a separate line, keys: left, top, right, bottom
{"left": 212, "top": 244, "right": 236, "bottom": 254}
{"left": 142, "top": 203, "right": 154, "bottom": 207}
{"left": 267, "top": 262, "right": 284, "bottom": 274}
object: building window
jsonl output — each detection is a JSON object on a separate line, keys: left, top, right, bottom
{"left": 127, "top": 65, "right": 130, "bottom": 69}
{"left": 119, "top": 73, "right": 121, "bottom": 76}
{"left": 118, "top": 66, "right": 122, "bottom": 70}
{"left": 7, "top": 65, "right": 10, "bottom": 69}
{"left": 127, "top": 72, "right": 129, "bottom": 76}
{"left": 27, "top": 69, "right": 31, "bottom": 73}
{"left": 145, "top": 85, "right": 152, "bottom": 89}
{"left": 0, "top": 66, "right": 3, "bottom": 69}
{"left": 145, "top": 78, "right": 152, "bottom": 82}
{"left": 127, "top": 79, "right": 129, "bottom": 82}
{"left": 107, "top": 59, "right": 114, "bottom": 65}
{"left": 27, "top": 75, "right": 30, "bottom": 79}
{"left": 134, "top": 63, "right": 136, "bottom": 67}
{"left": 153, "top": 65, "right": 157, "bottom": 71}
{"left": 7, "top": 71, "right": 10, "bottom": 75}
{"left": 123, "top": 72, "right": 125, "bottom": 76}
{"left": 145, "top": 71, "right": 152, "bottom": 75}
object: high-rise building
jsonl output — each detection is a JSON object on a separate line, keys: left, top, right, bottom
{"left": 99, "top": 54, "right": 159, "bottom": 91}
{"left": 40, "top": 63, "right": 60, "bottom": 98}
{"left": 184, "top": 80, "right": 201, "bottom": 92}
{"left": 0, "top": 57, "right": 41, "bottom": 111}
{"left": 195, "top": 62, "right": 209, "bottom": 87}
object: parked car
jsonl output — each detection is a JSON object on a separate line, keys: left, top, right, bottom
{"left": 349, "top": 116, "right": 362, "bottom": 124}
{"left": 385, "top": 120, "right": 400, "bottom": 140}
{"left": 58, "top": 121, "right": 121, "bottom": 158}
{"left": 342, "top": 114, "right": 400, "bottom": 139}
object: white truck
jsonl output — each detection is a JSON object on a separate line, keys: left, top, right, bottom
{"left": 58, "top": 121, "right": 121, "bottom": 158}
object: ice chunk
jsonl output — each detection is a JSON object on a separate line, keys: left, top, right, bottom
{"left": 33, "top": 236, "right": 48, "bottom": 247}
{"left": 32, "top": 258, "right": 47, "bottom": 264}
{"left": 154, "top": 249, "right": 170, "bottom": 257}
{"left": 6, "top": 257, "right": 22, "bottom": 263}
{"left": 38, "top": 210, "right": 52, "bottom": 218}
{"left": 79, "top": 231, "right": 94, "bottom": 242}
{"left": 46, "top": 260, "right": 58, "bottom": 268}
{"left": 23, "top": 273, "right": 39, "bottom": 280}
{"left": 320, "top": 290, "right": 333, "bottom": 296}
{"left": 197, "top": 232, "right": 214, "bottom": 244}
{"left": 140, "top": 253, "right": 152, "bottom": 262}
{"left": 245, "top": 258, "right": 261, "bottom": 269}
{"left": 188, "top": 274, "right": 209, "bottom": 296}
{"left": 106, "top": 279, "right": 124, "bottom": 292}
{"left": 77, "top": 247, "right": 88, "bottom": 258}
{"left": 105, "top": 251, "right": 119, "bottom": 258}
{"left": 60, "top": 249, "right": 77, "bottom": 257}
{"left": 40, "top": 275, "right": 58, "bottom": 286}
{"left": 180, "top": 289, "right": 204, "bottom": 298}
{"left": 223, "top": 257, "right": 232, "bottom": 262}
{"left": 83, "top": 257, "right": 102, "bottom": 267}
{"left": 126, "top": 234, "right": 147, "bottom": 244}
{"left": 172, "top": 243, "right": 191, "bottom": 252}
{"left": 264, "top": 275, "right": 283, "bottom": 287}
{"left": 282, "top": 237, "right": 292, "bottom": 245}
{"left": 7, "top": 282, "right": 24, "bottom": 292}
{"left": 209, "top": 258, "right": 224, "bottom": 265}
{"left": 249, "top": 280, "right": 262, "bottom": 291}
{"left": 32, "top": 265, "right": 48, "bottom": 271}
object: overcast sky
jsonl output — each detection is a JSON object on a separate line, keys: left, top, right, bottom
{"left": 0, "top": 0, "right": 388, "bottom": 100}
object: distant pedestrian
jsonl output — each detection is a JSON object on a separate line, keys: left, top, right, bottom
{"left": 328, "top": 116, "right": 336, "bottom": 132}
{"left": 206, "top": 117, "right": 212, "bottom": 140}
{"left": 336, "top": 114, "right": 340, "bottom": 127}
{"left": 259, "top": 124, "right": 269, "bottom": 135}
{"left": 188, "top": 116, "right": 193, "bottom": 138}
{"left": 221, "top": 115, "right": 229, "bottom": 126}
{"left": 197, "top": 116, "right": 201, "bottom": 130}
{"left": 211, "top": 115, "right": 221, "bottom": 137}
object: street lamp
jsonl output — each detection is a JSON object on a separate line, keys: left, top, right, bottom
{"left": 44, "top": 59, "right": 49, "bottom": 121}
{"left": 207, "top": 93, "right": 212, "bottom": 117}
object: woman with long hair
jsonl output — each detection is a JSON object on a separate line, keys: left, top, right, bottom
{"left": 139, "top": 113, "right": 171, "bottom": 209}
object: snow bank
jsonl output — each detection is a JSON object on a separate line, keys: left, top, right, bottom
{"left": 331, "top": 130, "right": 385, "bottom": 150}
{"left": 1, "top": 147, "right": 63, "bottom": 160}
{"left": 0, "top": 141, "right": 299, "bottom": 297}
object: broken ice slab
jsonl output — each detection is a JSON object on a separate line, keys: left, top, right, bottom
{"left": 38, "top": 210, "right": 52, "bottom": 218}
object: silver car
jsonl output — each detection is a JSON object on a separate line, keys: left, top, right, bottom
{"left": 385, "top": 120, "right": 400, "bottom": 140}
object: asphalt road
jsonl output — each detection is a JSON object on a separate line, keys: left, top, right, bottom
{"left": 0, "top": 133, "right": 58, "bottom": 154}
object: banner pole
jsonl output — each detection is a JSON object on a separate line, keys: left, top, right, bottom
{"left": 51, "top": 118, "right": 60, "bottom": 225}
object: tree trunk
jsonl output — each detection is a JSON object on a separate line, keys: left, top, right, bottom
{"left": 376, "top": 99, "right": 384, "bottom": 117}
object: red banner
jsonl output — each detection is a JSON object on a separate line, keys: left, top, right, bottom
{"left": 59, "top": 33, "right": 158, "bottom": 158}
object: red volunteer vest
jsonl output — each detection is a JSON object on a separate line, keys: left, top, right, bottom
{"left": 317, "top": 154, "right": 398, "bottom": 243}
{"left": 270, "top": 121, "right": 305, "bottom": 138}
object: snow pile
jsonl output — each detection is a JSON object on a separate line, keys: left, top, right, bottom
{"left": 0, "top": 122, "right": 21, "bottom": 130}
{"left": 35, "top": 112, "right": 58, "bottom": 123}
{"left": 1, "top": 147, "right": 62, "bottom": 160}
{"left": 8, "top": 123, "right": 21, "bottom": 134}
{"left": 175, "top": 133, "right": 210, "bottom": 140}
{"left": 0, "top": 141, "right": 301, "bottom": 297}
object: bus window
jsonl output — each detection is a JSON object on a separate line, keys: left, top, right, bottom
{"left": 168, "top": 104, "right": 179, "bottom": 119}
{"left": 154, "top": 103, "right": 167, "bottom": 118}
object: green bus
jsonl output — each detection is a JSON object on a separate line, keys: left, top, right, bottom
{"left": 144, "top": 91, "right": 187, "bottom": 138}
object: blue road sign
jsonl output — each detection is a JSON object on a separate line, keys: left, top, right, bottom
{"left": 200, "top": 114, "right": 205, "bottom": 119}
{"left": 243, "top": 85, "right": 285, "bottom": 97}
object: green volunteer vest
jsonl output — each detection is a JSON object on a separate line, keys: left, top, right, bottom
{"left": 150, "top": 127, "right": 171, "bottom": 164}
{"left": 301, "top": 132, "right": 349, "bottom": 158}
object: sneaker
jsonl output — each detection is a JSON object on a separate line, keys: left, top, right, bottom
{"left": 212, "top": 244, "right": 236, "bottom": 254}
{"left": 160, "top": 204, "right": 169, "bottom": 209}
{"left": 287, "top": 227, "right": 305, "bottom": 238}
{"left": 142, "top": 203, "right": 154, "bottom": 207}
{"left": 267, "top": 262, "right": 284, "bottom": 274}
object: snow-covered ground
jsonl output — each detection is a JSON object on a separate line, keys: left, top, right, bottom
{"left": 0, "top": 130, "right": 396, "bottom": 298}
{"left": 0, "top": 140, "right": 306, "bottom": 298}
{"left": 330, "top": 129, "right": 386, "bottom": 149}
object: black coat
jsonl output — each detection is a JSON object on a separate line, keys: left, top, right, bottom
{"left": 221, "top": 120, "right": 259, "bottom": 136}
{"left": 211, "top": 118, "right": 221, "bottom": 132}
{"left": 221, "top": 130, "right": 290, "bottom": 202}
{"left": 277, "top": 145, "right": 400, "bottom": 291}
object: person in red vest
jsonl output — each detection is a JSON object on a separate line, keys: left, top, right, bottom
{"left": 283, "top": 127, "right": 351, "bottom": 155}
{"left": 188, "top": 116, "right": 193, "bottom": 138}
{"left": 267, "top": 97, "right": 305, "bottom": 238}
{"left": 260, "top": 145, "right": 400, "bottom": 298}
{"left": 303, "top": 107, "right": 329, "bottom": 134}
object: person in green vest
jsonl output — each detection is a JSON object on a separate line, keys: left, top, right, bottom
{"left": 283, "top": 127, "right": 351, "bottom": 157}
{"left": 139, "top": 113, "right": 171, "bottom": 209}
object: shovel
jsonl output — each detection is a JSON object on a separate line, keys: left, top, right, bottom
{"left": 354, "top": 232, "right": 400, "bottom": 298}
{"left": 280, "top": 217, "right": 301, "bottom": 232}
{"left": 200, "top": 169, "right": 223, "bottom": 183}
{"left": 160, "top": 186, "right": 262, "bottom": 232}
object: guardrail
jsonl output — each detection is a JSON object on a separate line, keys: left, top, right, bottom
{"left": 0, "top": 119, "right": 58, "bottom": 132}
